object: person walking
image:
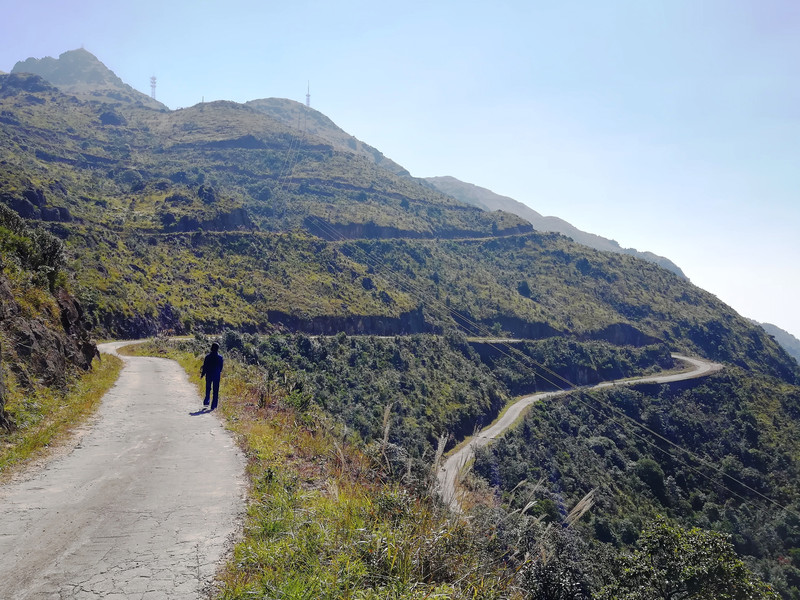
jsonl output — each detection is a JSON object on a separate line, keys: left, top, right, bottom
{"left": 200, "top": 343, "right": 224, "bottom": 410}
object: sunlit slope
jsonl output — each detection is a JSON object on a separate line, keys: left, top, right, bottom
{"left": 0, "top": 62, "right": 796, "bottom": 384}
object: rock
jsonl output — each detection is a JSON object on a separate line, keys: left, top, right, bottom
{"left": 12, "top": 197, "right": 39, "bottom": 219}
{"left": 99, "top": 110, "right": 126, "bottom": 126}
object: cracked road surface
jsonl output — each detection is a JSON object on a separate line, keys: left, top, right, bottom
{"left": 437, "top": 353, "right": 723, "bottom": 511}
{"left": 0, "top": 342, "right": 247, "bottom": 599}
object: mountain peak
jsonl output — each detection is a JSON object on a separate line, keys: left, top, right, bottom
{"left": 13, "top": 48, "right": 121, "bottom": 87}
{"left": 12, "top": 48, "right": 165, "bottom": 110}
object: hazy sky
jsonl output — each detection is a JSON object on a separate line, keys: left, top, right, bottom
{"left": 2, "top": 1, "right": 799, "bottom": 339}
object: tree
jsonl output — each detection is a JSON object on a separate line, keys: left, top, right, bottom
{"left": 600, "top": 517, "right": 778, "bottom": 600}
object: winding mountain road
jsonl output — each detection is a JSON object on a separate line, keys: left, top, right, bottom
{"left": 0, "top": 342, "right": 246, "bottom": 599}
{"left": 437, "top": 353, "right": 723, "bottom": 511}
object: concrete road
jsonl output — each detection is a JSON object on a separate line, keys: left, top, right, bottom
{"left": 0, "top": 342, "right": 246, "bottom": 599}
{"left": 437, "top": 353, "right": 723, "bottom": 511}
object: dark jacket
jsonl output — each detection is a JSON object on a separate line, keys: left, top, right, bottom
{"left": 201, "top": 352, "right": 224, "bottom": 381}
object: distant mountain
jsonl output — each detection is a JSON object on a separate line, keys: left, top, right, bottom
{"left": 758, "top": 321, "right": 800, "bottom": 363}
{"left": 246, "top": 98, "right": 409, "bottom": 177}
{"left": 12, "top": 48, "right": 165, "bottom": 110}
{"left": 425, "top": 175, "right": 687, "bottom": 278}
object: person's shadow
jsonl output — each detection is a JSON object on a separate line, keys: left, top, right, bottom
{"left": 189, "top": 407, "right": 214, "bottom": 416}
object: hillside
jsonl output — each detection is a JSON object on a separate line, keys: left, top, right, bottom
{"left": 2, "top": 48, "right": 799, "bottom": 598}
{"left": 0, "top": 204, "right": 96, "bottom": 429}
{"left": 759, "top": 321, "right": 800, "bottom": 364}
{"left": 425, "top": 175, "right": 687, "bottom": 277}
{"left": 0, "top": 56, "right": 791, "bottom": 382}
{"left": 246, "top": 97, "right": 410, "bottom": 176}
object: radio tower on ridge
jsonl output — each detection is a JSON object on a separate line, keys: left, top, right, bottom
{"left": 306, "top": 82, "right": 310, "bottom": 108}
{"left": 150, "top": 76, "right": 157, "bottom": 100}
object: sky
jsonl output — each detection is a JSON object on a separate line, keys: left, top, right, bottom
{"left": 2, "top": 0, "right": 799, "bottom": 340}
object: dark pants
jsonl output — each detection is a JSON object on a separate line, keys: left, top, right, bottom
{"left": 204, "top": 377, "right": 220, "bottom": 409}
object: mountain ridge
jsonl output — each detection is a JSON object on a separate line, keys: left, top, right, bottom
{"left": 757, "top": 321, "right": 800, "bottom": 363}
{"left": 425, "top": 175, "right": 687, "bottom": 277}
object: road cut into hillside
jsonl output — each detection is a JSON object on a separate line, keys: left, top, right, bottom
{"left": 0, "top": 342, "right": 246, "bottom": 599}
{"left": 437, "top": 353, "right": 723, "bottom": 512}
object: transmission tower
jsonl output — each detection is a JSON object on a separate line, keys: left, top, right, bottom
{"left": 150, "top": 76, "right": 157, "bottom": 100}
{"left": 306, "top": 82, "right": 310, "bottom": 107}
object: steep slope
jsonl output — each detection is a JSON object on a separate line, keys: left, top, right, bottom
{"left": 0, "top": 71, "right": 529, "bottom": 240}
{"left": 0, "top": 204, "right": 96, "bottom": 429}
{"left": 246, "top": 97, "right": 409, "bottom": 176}
{"left": 2, "top": 48, "right": 798, "bottom": 598}
{"left": 426, "top": 175, "right": 687, "bottom": 277}
{"left": 12, "top": 48, "right": 165, "bottom": 110}
{"left": 758, "top": 321, "right": 800, "bottom": 363}
{"left": 0, "top": 57, "right": 794, "bottom": 386}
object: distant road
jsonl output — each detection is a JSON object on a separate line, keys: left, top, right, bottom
{"left": 0, "top": 342, "right": 246, "bottom": 599}
{"left": 437, "top": 354, "right": 723, "bottom": 511}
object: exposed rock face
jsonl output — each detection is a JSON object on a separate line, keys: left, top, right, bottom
{"left": 0, "top": 342, "right": 8, "bottom": 430}
{"left": 0, "top": 184, "right": 73, "bottom": 222}
{"left": 266, "top": 307, "right": 430, "bottom": 336}
{"left": 13, "top": 48, "right": 125, "bottom": 88}
{"left": 0, "top": 72, "right": 56, "bottom": 96}
{"left": 583, "top": 323, "right": 662, "bottom": 347}
{"left": 0, "top": 275, "right": 97, "bottom": 392}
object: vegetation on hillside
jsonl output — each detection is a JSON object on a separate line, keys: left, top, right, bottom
{"left": 2, "top": 51, "right": 796, "bottom": 598}
{"left": 1, "top": 68, "right": 796, "bottom": 391}
{"left": 0, "top": 204, "right": 116, "bottom": 474}
{"left": 128, "top": 336, "right": 778, "bottom": 598}
{"left": 473, "top": 370, "right": 800, "bottom": 597}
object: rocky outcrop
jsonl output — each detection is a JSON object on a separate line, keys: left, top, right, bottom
{"left": 11, "top": 49, "right": 166, "bottom": 110}
{"left": 581, "top": 323, "right": 662, "bottom": 347}
{"left": 161, "top": 207, "right": 253, "bottom": 232}
{"left": 266, "top": 307, "right": 430, "bottom": 335}
{"left": 0, "top": 341, "right": 9, "bottom": 430}
{"left": 477, "top": 315, "right": 562, "bottom": 340}
{"left": 0, "top": 185, "right": 73, "bottom": 222}
{"left": 0, "top": 276, "right": 97, "bottom": 392}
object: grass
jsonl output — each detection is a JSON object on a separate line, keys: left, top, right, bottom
{"left": 0, "top": 353, "right": 123, "bottom": 481}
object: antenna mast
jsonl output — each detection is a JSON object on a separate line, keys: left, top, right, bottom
{"left": 306, "top": 81, "right": 310, "bottom": 108}
{"left": 150, "top": 76, "right": 157, "bottom": 100}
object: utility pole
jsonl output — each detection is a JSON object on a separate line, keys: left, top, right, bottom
{"left": 150, "top": 76, "right": 157, "bottom": 100}
{"left": 306, "top": 81, "right": 310, "bottom": 108}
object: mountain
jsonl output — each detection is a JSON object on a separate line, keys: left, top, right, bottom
{"left": 246, "top": 98, "right": 410, "bottom": 177}
{"left": 0, "top": 57, "right": 792, "bottom": 380}
{"left": 12, "top": 48, "right": 165, "bottom": 110}
{"left": 425, "top": 175, "right": 687, "bottom": 277}
{"left": 2, "top": 49, "right": 799, "bottom": 597}
{"left": 758, "top": 321, "right": 800, "bottom": 363}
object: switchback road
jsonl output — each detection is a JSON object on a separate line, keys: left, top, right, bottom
{"left": 0, "top": 342, "right": 246, "bottom": 599}
{"left": 437, "top": 353, "right": 723, "bottom": 511}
